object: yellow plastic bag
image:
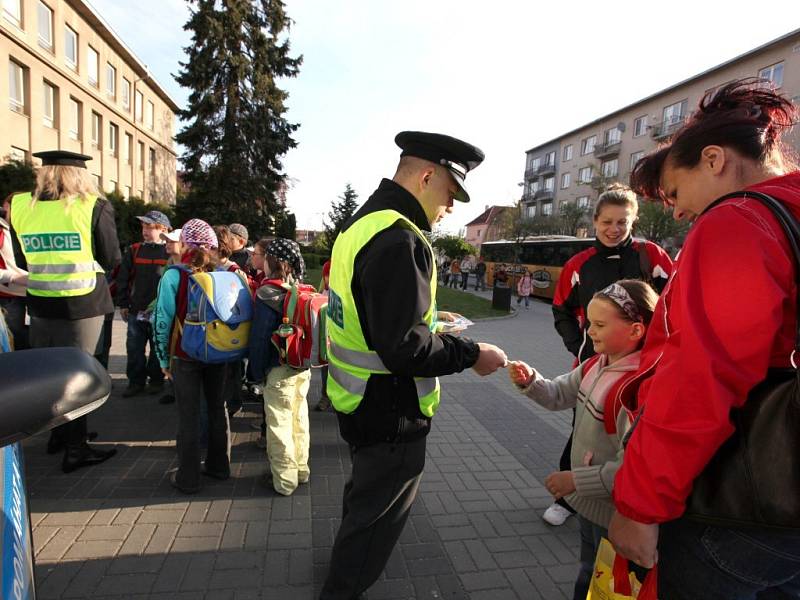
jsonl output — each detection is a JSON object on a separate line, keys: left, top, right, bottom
{"left": 586, "top": 538, "right": 657, "bottom": 600}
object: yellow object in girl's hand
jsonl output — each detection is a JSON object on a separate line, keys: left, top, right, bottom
{"left": 587, "top": 538, "right": 657, "bottom": 600}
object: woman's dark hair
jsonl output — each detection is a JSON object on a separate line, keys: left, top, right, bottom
{"left": 254, "top": 237, "right": 273, "bottom": 255}
{"left": 185, "top": 247, "right": 218, "bottom": 273}
{"left": 630, "top": 78, "right": 799, "bottom": 200}
{"left": 213, "top": 225, "right": 234, "bottom": 260}
{"left": 266, "top": 255, "right": 293, "bottom": 281}
{"left": 594, "top": 183, "right": 639, "bottom": 220}
{"left": 594, "top": 279, "right": 659, "bottom": 326}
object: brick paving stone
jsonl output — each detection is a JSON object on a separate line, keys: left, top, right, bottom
{"left": 78, "top": 524, "right": 132, "bottom": 541}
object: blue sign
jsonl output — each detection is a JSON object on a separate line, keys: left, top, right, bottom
{"left": 0, "top": 442, "right": 34, "bottom": 600}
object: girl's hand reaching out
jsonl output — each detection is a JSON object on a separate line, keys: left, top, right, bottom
{"left": 508, "top": 360, "right": 534, "bottom": 387}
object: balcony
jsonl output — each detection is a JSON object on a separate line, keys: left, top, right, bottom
{"left": 521, "top": 192, "right": 536, "bottom": 204}
{"left": 534, "top": 189, "right": 554, "bottom": 201}
{"left": 651, "top": 118, "right": 685, "bottom": 140}
{"left": 535, "top": 161, "right": 556, "bottom": 176}
{"left": 593, "top": 141, "right": 621, "bottom": 159}
{"left": 524, "top": 168, "right": 537, "bottom": 180}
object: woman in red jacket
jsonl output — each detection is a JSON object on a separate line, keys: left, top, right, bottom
{"left": 608, "top": 79, "right": 800, "bottom": 598}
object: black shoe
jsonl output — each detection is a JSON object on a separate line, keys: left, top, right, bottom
{"left": 158, "top": 393, "right": 175, "bottom": 405}
{"left": 122, "top": 384, "right": 145, "bottom": 398}
{"left": 170, "top": 471, "right": 200, "bottom": 494}
{"left": 145, "top": 382, "right": 165, "bottom": 395}
{"left": 62, "top": 444, "right": 116, "bottom": 473}
{"left": 47, "top": 431, "right": 98, "bottom": 454}
{"left": 202, "top": 465, "right": 230, "bottom": 481}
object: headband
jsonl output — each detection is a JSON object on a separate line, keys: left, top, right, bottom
{"left": 598, "top": 283, "right": 641, "bottom": 322}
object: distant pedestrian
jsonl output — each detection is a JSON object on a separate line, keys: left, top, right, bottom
{"left": 459, "top": 256, "right": 471, "bottom": 289}
{"left": 516, "top": 270, "right": 532, "bottom": 308}
{"left": 473, "top": 257, "right": 486, "bottom": 291}
{"left": 449, "top": 259, "right": 460, "bottom": 288}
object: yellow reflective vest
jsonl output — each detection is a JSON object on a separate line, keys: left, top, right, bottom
{"left": 326, "top": 209, "right": 440, "bottom": 417}
{"left": 11, "top": 192, "right": 103, "bottom": 297}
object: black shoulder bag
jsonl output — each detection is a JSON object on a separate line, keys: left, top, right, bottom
{"left": 685, "top": 190, "right": 800, "bottom": 531}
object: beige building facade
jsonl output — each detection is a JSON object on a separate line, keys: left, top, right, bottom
{"left": 522, "top": 28, "right": 800, "bottom": 223}
{"left": 1, "top": 0, "right": 179, "bottom": 203}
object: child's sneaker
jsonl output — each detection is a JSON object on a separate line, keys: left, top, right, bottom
{"left": 542, "top": 503, "right": 573, "bottom": 526}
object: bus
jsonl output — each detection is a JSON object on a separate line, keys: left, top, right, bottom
{"left": 480, "top": 236, "right": 594, "bottom": 300}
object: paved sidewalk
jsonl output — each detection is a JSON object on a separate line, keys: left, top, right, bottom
{"left": 25, "top": 297, "right": 580, "bottom": 600}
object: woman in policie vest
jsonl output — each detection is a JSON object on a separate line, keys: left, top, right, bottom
{"left": 9, "top": 150, "right": 120, "bottom": 473}
{"left": 319, "top": 132, "right": 508, "bottom": 600}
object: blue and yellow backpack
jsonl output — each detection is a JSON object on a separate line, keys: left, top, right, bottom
{"left": 179, "top": 268, "right": 253, "bottom": 363}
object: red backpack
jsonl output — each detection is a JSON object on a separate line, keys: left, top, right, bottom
{"left": 261, "top": 279, "right": 328, "bottom": 369}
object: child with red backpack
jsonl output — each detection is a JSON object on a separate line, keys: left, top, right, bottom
{"left": 248, "top": 238, "right": 315, "bottom": 496}
{"left": 153, "top": 220, "right": 251, "bottom": 494}
{"left": 508, "top": 279, "right": 657, "bottom": 600}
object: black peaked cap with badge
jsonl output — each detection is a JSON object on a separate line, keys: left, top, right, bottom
{"left": 395, "top": 131, "right": 484, "bottom": 203}
{"left": 33, "top": 150, "right": 92, "bottom": 169}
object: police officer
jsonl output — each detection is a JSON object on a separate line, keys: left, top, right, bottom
{"left": 320, "top": 132, "right": 507, "bottom": 599}
{"left": 9, "top": 150, "right": 120, "bottom": 473}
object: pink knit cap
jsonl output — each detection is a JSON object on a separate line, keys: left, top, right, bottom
{"left": 180, "top": 219, "right": 218, "bottom": 249}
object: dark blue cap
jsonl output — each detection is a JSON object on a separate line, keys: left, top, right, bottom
{"left": 136, "top": 210, "right": 172, "bottom": 230}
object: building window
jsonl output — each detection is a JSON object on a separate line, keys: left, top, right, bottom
{"left": 759, "top": 62, "right": 784, "bottom": 88}
{"left": 530, "top": 179, "right": 540, "bottom": 194}
{"left": 87, "top": 46, "right": 99, "bottom": 87}
{"left": 108, "top": 123, "right": 118, "bottom": 156}
{"left": 146, "top": 100, "right": 154, "bottom": 130}
{"left": 525, "top": 205, "right": 536, "bottom": 218}
{"left": 135, "top": 90, "right": 143, "bottom": 122}
{"left": 662, "top": 100, "right": 687, "bottom": 127}
{"left": 124, "top": 133, "right": 132, "bottom": 164}
{"left": 545, "top": 150, "right": 556, "bottom": 166}
{"left": 64, "top": 25, "right": 78, "bottom": 70}
{"left": 122, "top": 78, "right": 131, "bottom": 111}
{"left": 577, "top": 196, "right": 590, "bottom": 209}
{"left": 561, "top": 172, "right": 571, "bottom": 189}
{"left": 633, "top": 115, "right": 647, "bottom": 137}
{"left": 542, "top": 202, "right": 553, "bottom": 216}
{"left": 476, "top": 229, "right": 481, "bottom": 237}
{"left": 42, "top": 81, "right": 56, "bottom": 128}
{"left": 543, "top": 175, "right": 555, "bottom": 191}
{"left": 579, "top": 166, "right": 593, "bottom": 183}
{"left": 601, "top": 158, "right": 619, "bottom": 178}
{"left": 124, "top": 186, "right": 131, "bottom": 200}
{"left": 3, "top": 0, "right": 22, "bottom": 26}
{"left": 107, "top": 180, "right": 117, "bottom": 194}
{"left": 630, "top": 151, "right": 644, "bottom": 171}
{"left": 562, "top": 144, "right": 573, "bottom": 162}
{"left": 149, "top": 148, "right": 156, "bottom": 175}
{"left": 604, "top": 127, "right": 621, "bottom": 145}
{"left": 37, "top": 2, "right": 53, "bottom": 50}
{"left": 91, "top": 112, "right": 101, "bottom": 148}
{"left": 92, "top": 174, "right": 101, "bottom": 189}
{"left": 138, "top": 141, "right": 144, "bottom": 169}
{"left": 106, "top": 63, "right": 116, "bottom": 99}
{"left": 8, "top": 60, "right": 26, "bottom": 114}
{"left": 530, "top": 156, "right": 541, "bottom": 172}
{"left": 10, "top": 146, "right": 26, "bottom": 161}
{"left": 68, "top": 97, "right": 81, "bottom": 140}
{"left": 581, "top": 135, "right": 596, "bottom": 155}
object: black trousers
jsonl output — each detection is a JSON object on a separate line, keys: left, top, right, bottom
{"left": 320, "top": 436, "right": 426, "bottom": 599}
{"left": 556, "top": 409, "right": 577, "bottom": 513}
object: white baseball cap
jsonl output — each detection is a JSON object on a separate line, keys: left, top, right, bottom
{"left": 160, "top": 228, "right": 182, "bottom": 243}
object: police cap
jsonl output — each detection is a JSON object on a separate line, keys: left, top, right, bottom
{"left": 32, "top": 150, "right": 92, "bottom": 169}
{"left": 395, "top": 131, "right": 484, "bottom": 203}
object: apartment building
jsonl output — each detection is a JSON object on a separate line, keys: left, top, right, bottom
{"left": 1, "top": 0, "right": 179, "bottom": 203}
{"left": 522, "top": 28, "right": 800, "bottom": 224}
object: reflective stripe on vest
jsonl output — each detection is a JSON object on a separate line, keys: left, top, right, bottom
{"left": 11, "top": 192, "right": 102, "bottom": 297}
{"left": 326, "top": 209, "right": 440, "bottom": 417}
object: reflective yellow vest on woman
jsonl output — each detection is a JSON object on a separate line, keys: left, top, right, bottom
{"left": 326, "top": 209, "right": 440, "bottom": 417}
{"left": 11, "top": 192, "right": 103, "bottom": 297}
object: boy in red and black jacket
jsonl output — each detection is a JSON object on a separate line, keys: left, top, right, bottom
{"left": 115, "top": 210, "right": 171, "bottom": 397}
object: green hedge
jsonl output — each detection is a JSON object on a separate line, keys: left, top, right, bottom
{"left": 301, "top": 252, "right": 330, "bottom": 267}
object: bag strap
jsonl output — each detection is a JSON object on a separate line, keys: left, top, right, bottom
{"left": 636, "top": 241, "right": 653, "bottom": 284}
{"left": 704, "top": 191, "right": 800, "bottom": 359}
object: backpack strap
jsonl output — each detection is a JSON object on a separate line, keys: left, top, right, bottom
{"left": 635, "top": 240, "right": 653, "bottom": 285}
{"left": 603, "top": 370, "right": 640, "bottom": 434}
{"left": 580, "top": 354, "right": 602, "bottom": 377}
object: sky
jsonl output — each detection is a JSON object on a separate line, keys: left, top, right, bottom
{"left": 87, "top": 0, "right": 798, "bottom": 233}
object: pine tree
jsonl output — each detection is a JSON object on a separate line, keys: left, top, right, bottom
{"left": 324, "top": 184, "right": 359, "bottom": 250}
{"left": 175, "top": 0, "right": 301, "bottom": 238}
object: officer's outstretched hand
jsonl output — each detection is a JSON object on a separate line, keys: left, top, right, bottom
{"left": 472, "top": 343, "right": 507, "bottom": 376}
